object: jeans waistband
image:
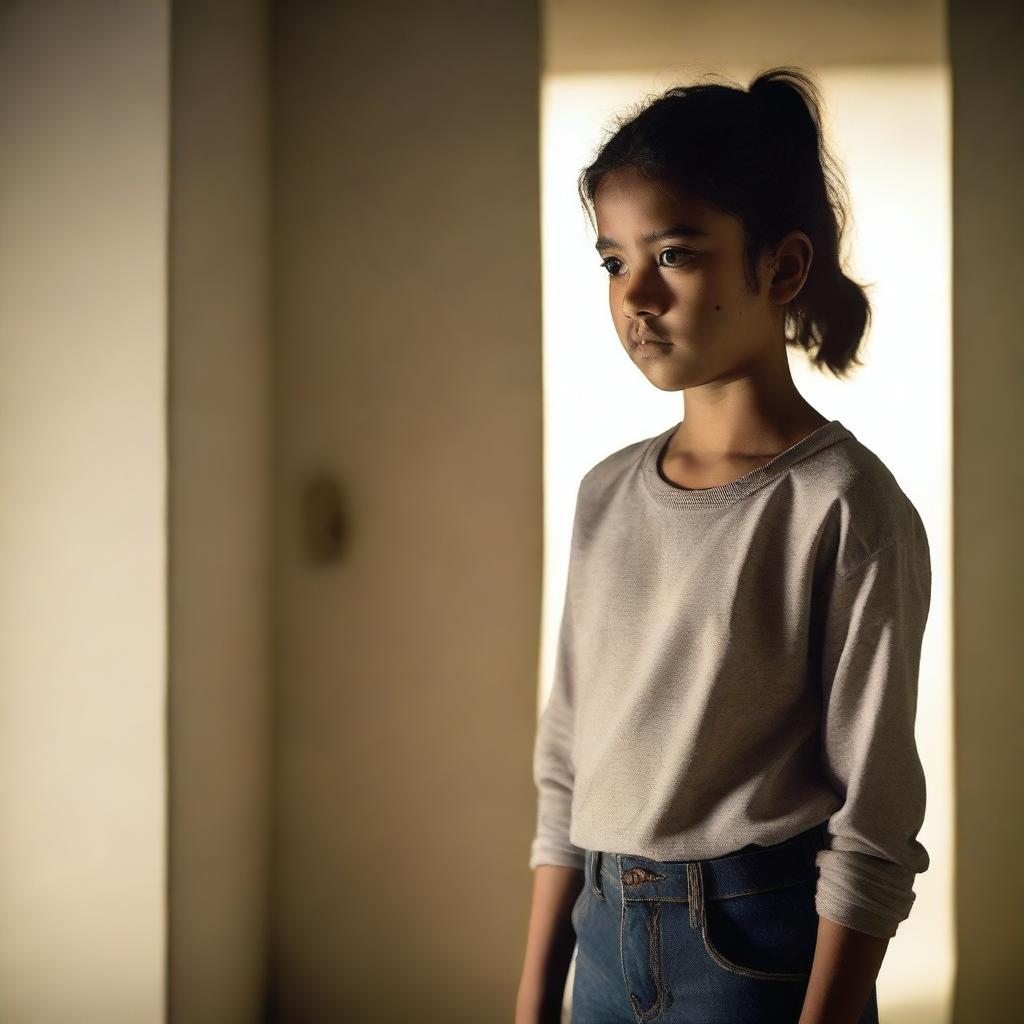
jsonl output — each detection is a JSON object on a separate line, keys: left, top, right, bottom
{"left": 584, "top": 821, "right": 829, "bottom": 903}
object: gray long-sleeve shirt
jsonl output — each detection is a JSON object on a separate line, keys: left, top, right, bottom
{"left": 529, "top": 419, "right": 931, "bottom": 939}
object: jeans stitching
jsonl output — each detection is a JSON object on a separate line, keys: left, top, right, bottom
{"left": 692, "top": 861, "right": 813, "bottom": 982}
{"left": 618, "top": 854, "right": 632, "bottom": 1019}
{"left": 699, "top": 917, "right": 812, "bottom": 982}
{"left": 627, "top": 899, "right": 664, "bottom": 1022}
{"left": 617, "top": 854, "right": 663, "bottom": 1023}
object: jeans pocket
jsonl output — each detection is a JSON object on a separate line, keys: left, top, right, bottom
{"left": 699, "top": 876, "right": 818, "bottom": 982}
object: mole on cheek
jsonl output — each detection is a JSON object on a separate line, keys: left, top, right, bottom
{"left": 715, "top": 305, "right": 721, "bottom": 311}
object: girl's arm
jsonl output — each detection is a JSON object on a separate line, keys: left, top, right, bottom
{"left": 514, "top": 864, "right": 584, "bottom": 1024}
{"left": 519, "top": 476, "right": 589, "bottom": 1021}
{"left": 802, "top": 507, "right": 932, "bottom": 1019}
{"left": 813, "top": 522, "right": 932, "bottom": 939}
{"left": 798, "top": 917, "right": 890, "bottom": 1024}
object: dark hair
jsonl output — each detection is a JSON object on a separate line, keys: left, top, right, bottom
{"left": 578, "top": 66, "right": 872, "bottom": 378}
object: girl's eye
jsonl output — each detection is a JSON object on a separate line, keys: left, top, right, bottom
{"left": 598, "top": 248, "right": 697, "bottom": 276}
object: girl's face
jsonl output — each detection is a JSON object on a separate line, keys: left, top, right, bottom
{"left": 593, "top": 166, "right": 797, "bottom": 392}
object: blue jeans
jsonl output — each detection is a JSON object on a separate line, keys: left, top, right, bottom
{"left": 569, "top": 822, "right": 880, "bottom": 1023}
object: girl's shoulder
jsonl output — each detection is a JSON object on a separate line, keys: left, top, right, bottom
{"left": 800, "top": 430, "right": 929, "bottom": 579}
{"left": 573, "top": 430, "right": 658, "bottom": 507}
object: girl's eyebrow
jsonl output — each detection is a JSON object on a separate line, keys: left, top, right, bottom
{"left": 595, "top": 223, "right": 711, "bottom": 252}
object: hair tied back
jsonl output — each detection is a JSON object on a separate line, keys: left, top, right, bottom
{"left": 749, "top": 70, "right": 821, "bottom": 150}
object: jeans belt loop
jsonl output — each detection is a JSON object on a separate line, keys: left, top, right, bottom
{"left": 686, "top": 860, "right": 704, "bottom": 930}
{"left": 591, "top": 850, "right": 604, "bottom": 898}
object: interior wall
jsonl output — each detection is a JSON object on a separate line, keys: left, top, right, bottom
{"left": 0, "top": 2, "right": 169, "bottom": 1021}
{"left": 167, "top": 2, "right": 272, "bottom": 1023}
{"left": 543, "top": 0, "right": 945, "bottom": 73}
{"left": 269, "top": 1, "right": 543, "bottom": 1019}
{"left": 947, "top": 2, "right": 1024, "bottom": 1020}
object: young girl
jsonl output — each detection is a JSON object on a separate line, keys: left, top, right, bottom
{"left": 515, "top": 68, "right": 931, "bottom": 1024}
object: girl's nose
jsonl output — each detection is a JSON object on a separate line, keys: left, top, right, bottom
{"left": 622, "top": 290, "right": 667, "bottom": 319}
{"left": 621, "top": 274, "right": 667, "bottom": 319}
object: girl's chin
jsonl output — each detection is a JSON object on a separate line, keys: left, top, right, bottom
{"left": 637, "top": 364, "right": 693, "bottom": 393}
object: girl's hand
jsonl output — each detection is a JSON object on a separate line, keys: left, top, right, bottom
{"left": 514, "top": 978, "right": 565, "bottom": 1024}
{"left": 515, "top": 864, "right": 583, "bottom": 1024}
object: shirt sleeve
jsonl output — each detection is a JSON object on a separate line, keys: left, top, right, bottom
{"left": 528, "top": 483, "right": 587, "bottom": 872}
{"left": 814, "top": 524, "right": 932, "bottom": 938}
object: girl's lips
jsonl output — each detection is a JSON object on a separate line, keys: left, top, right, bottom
{"left": 630, "top": 337, "right": 672, "bottom": 357}
{"left": 631, "top": 327, "right": 670, "bottom": 343}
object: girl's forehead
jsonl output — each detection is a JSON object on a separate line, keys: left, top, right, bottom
{"left": 596, "top": 171, "right": 716, "bottom": 220}
{"left": 594, "top": 177, "right": 731, "bottom": 239}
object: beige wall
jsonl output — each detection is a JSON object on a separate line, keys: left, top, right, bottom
{"left": 269, "top": 2, "right": 543, "bottom": 1020}
{"left": 167, "top": 2, "right": 272, "bottom": 1022}
{"left": 543, "top": 0, "right": 945, "bottom": 73}
{"left": 0, "top": 1, "right": 544, "bottom": 1019}
{"left": 948, "top": 1, "right": 1024, "bottom": 1020}
{"left": 0, "top": 2, "right": 169, "bottom": 1021}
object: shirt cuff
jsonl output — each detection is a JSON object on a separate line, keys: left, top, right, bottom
{"left": 815, "top": 846, "right": 918, "bottom": 938}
